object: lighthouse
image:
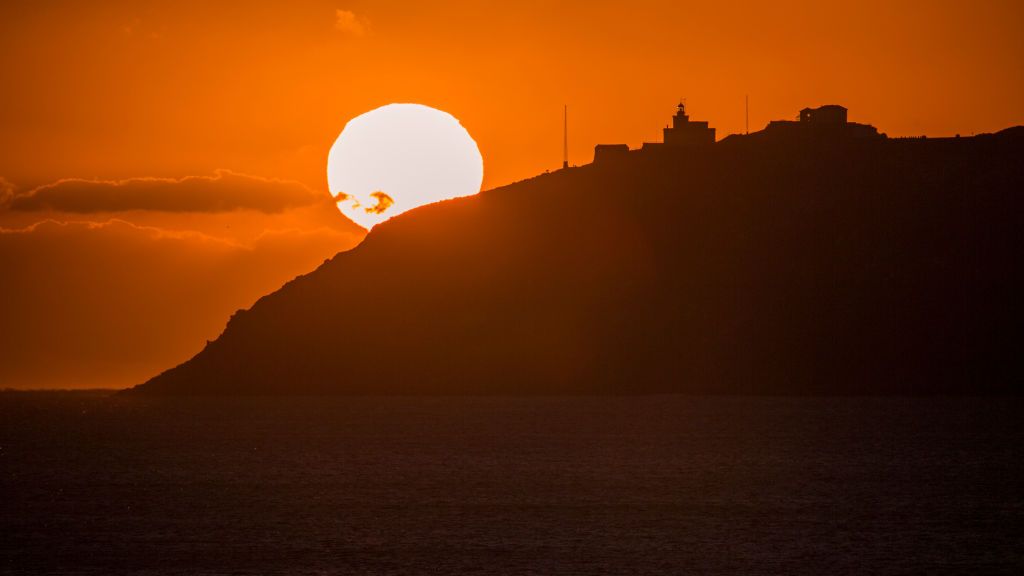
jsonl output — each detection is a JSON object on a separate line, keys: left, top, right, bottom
{"left": 662, "top": 102, "right": 716, "bottom": 147}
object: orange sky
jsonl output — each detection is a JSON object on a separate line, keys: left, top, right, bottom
{"left": 2, "top": 1, "right": 1022, "bottom": 190}
{"left": 1, "top": 0, "right": 1022, "bottom": 388}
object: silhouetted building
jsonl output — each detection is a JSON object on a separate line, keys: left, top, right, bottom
{"left": 593, "top": 102, "right": 882, "bottom": 165}
{"left": 593, "top": 144, "right": 630, "bottom": 163}
{"left": 766, "top": 104, "right": 881, "bottom": 140}
{"left": 663, "top": 102, "right": 716, "bottom": 146}
{"left": 800, "top": 104, "right": 848, "bottom": 124}
{"left": 595, "top": 103, "right": 717, "bottom": 163}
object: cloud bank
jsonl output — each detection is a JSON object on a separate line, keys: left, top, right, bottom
{"left": 0, "top": 177, "right": 14, "bottom": 205}
{"left": 0, "top": 218, "right": 360, "bottom": 389}
{"left": 0, "top": 168, "right": 367, "bottom": 389}
{"left": 4, "top": 170, "right": 326, "bottom": 214}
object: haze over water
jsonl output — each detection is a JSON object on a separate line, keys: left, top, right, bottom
{"left": 3, "top": 393, "right": 1021, "bottom": 574}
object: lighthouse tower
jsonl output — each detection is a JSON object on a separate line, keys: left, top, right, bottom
{"left": 662, "top": 102, "right": 716, "bottom": 147}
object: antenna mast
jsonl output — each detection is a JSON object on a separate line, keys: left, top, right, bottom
{"left": 745, "top": 94, "right": 749, "bottom": 135}
{"left": 562, "top": 104, "right": 569, "bottom": 169}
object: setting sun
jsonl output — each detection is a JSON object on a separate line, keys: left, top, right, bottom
{"left": 327, "top": 103, "right": 483, "bottom": 229}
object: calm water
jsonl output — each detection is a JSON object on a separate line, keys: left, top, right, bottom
{"left": 2, "top": 393, "right": 1022, "bottom": 575}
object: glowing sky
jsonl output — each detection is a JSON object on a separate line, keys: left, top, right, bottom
{"left": 1, "top": 1, "right": 1022, "bottom": 192}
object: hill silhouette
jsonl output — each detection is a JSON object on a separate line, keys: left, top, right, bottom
{"left": 128, "top": 126, "right": 1024, "bottom": 395}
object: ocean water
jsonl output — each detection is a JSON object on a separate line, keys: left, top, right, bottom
{"left": 2, "top": 393, "right": 1022, "bottom": 575}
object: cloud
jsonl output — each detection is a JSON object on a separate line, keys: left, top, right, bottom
{"left": 335, "top": 9, "right": 369, "bottom": 36}
{"left": 333, "top": 190, "right": 395, "bottom": 216}
{"left": 0, "top": 177, "right": 14, "bottom": 205}
{"left": 0, "top": 217, "right": 359, "bottom": 389}
{"left": 0, "top": 218, "right": 243, "bottom": 247}
{"left": 0, "top": 166, "right": 366, "bottom": 389}
{"left": 366, "top": 191, "right": 394, "bottom": 214}
{"left": 3, "top": 170, "right": 326, "bottom": 214}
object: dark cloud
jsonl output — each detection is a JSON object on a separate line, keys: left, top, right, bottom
{"left": 4, "top": 170, "right": 326, "bottom": 214}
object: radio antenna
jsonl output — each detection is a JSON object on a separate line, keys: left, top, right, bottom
{"left": 745, "top": 94, "right": 749, "bottom": 135}
{"left": 562, "top": 104, "right": 569, "bottom": 169}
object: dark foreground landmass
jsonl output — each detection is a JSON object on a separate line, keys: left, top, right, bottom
{"left": 130, "top": 128, "right": 1024, "bottom": 395}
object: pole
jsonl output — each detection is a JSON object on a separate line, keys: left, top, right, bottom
{"left": 563, "top": 105, "right": 569, "bottom": 169}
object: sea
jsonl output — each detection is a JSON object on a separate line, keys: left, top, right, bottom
{"left": 2, "top": 392, "right": 1022, "bottom": 575}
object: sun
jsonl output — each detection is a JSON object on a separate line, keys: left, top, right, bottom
{"left": 327, "top": 103, "right": 484, "bottom": 229}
